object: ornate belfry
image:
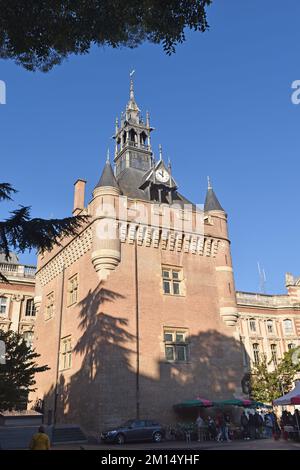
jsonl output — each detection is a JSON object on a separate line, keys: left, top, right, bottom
{"left": 114, "top": 78, "right": 153, "bottom": 177}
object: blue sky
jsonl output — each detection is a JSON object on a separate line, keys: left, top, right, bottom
{"left": 1, "top": 0, "right": 300, "bottom": 294}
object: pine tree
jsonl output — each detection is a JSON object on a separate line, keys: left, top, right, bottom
{"left": 0, "top": 182, "right": 87, "bottom": 264}
{"left": 0, "top": 329, "right": 49, "bottom": 410}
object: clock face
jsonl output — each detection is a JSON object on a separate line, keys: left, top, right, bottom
{"left": 155, "top": 168, "right": 170, "bottom": 183}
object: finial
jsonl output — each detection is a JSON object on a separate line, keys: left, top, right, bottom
{"left": 129, "top": 70, "right": 135, "bottom": 101}
{"left": 159, "top": 144, "right": 163, "bottom": 161}
{"left": 106, "top": 148, "right": 110, "bottom": 163}
{"left": 168, "top": 156, "right": 171, "bottom": 170}
{"left": 207, "top": 176, "right": 212, "bottom": 190}
{"left": 115, "top": 116, "right": 119, "bottom": 133}
{"left": 146, "top": 110, "right": 150, "bottom": 127}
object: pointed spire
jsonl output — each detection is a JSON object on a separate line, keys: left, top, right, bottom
{"left": 130, "top": 78, "right": 135, "bottom": 102}
{"left": 115, "top": 116, "right": 119, "bottom": 134}
{"left": 204, "top": 178, "right": 224, "bottom": 212}
{"left": 95, "top": 153, "right": 119, "bottom": 189}
{"left": 207, "top": 175, "right": 212, "bottom": 190}
{"left": 146, "top": 110, "right": 150, "bottom": 128}
{"left": 159, "top": 144, "right": 163, "bottom": 161}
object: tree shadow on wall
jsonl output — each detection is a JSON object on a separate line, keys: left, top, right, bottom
{"left": 55, "top": 283, "right": 138, "bottom": 432}
{"left": 42, "top": 283, "right": 249, "bottom": 433}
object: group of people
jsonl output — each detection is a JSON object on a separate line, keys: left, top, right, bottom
{"left": 241, "top": 409, "right": 300, "bottom": 441}
{"left": 196, "top": 413, "right": 232, "bottom": 442}
{"left": 195, "top": 408, "right": 300, "bottom": 442}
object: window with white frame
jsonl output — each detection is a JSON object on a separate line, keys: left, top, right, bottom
{"left": 60, "top": 336, "right": 72, "bottom": 370}
{"left": 164, "top": 329, "right": 188, "bottom": 362}
{"left": 270, "top": 344, "right": 278, "bottom": 365}
{"left": 267, "top": 319, "right": 274, "bottom": 334}
{"left": 25, "top": 299, "right": 35, "bottom": 316}
{"left": 249, "top": 318, "right": 257, "bottom": 333}
{"left": 283, "top": 319, "right": 293, "bottom": 335}
{"left": 67, "top": 274, "right": 78, "bottom": 306}
{"left": 0, "top": 297, "right": 7, "bottom": 315}
{"left": 23, "top": 331, "right": 34, "bottom": 349}
{"left": 252, "top": 343, "right": 260, "bottom": 364}
{"left": 46, "top": 292, "right": 54, "bottom": 320}
{"left": 162, "top": 267, "right": 183, "bottom": 296}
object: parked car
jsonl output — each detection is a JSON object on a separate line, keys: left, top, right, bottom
{"left": 100, "top": 419, "right": 165, "bottom": 444}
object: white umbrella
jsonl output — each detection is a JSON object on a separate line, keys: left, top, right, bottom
{"left": 273, "top": 380, "right": 300, "bottom": 436}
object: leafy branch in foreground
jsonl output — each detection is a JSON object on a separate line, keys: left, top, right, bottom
{"left": 0, "top": 0, "right": 212, "bottom": 71}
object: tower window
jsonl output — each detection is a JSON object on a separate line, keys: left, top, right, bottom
{"left": 164, "top": 329, "right": 189, "bottom": 362}
{"left": 60, "top": 336, "right": 72, "bottom": 370}
{"left": 46, "top": 292, "right": 54, "bottom": 320}
{"left": 162, "top": 267, "right": 184, "bottom": 296}
{"left": 67, "top": 274, "right": 78, "bottom": 306}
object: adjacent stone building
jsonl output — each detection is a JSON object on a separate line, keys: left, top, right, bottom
{"left": 32, "top": 80, "right": 245, "bottom": 433}
{"left": 237, "top": 273, "right": 300, "bottom": 373}
{"left": 0, "top": 253, "right": 36, "bottom": 347}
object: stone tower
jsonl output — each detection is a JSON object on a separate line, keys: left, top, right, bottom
{"left": 32, "top": 78, "right": 243, "bottom": 434}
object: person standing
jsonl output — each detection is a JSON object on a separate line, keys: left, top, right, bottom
{"left": 29, "top": 426, "right": 50, "bottom": 450}
{"left": 196, "top": 414, "right": 205, "bottom": 442}
{"left": 240, "top": 411, "right": 249, "bottom": 440}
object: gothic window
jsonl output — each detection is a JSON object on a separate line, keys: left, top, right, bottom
{"left": 283, "top": 319, "right": 293, "bottom": 335}
{"left": 252, "top": 343, "right": 260, "bottom": 364}
{"left": 164, "top": 329, "right": 189, "bottom": 362}
{"left": 270, "top": 344, "right": 278, "bottom": 365}
{"left": 25, "top": 299, "right": 35, "bottom": 316}
{"left": 0, "top": 297, "right": 7, "bottom": 315}
{"left": 60, "top": 336, "right": 72, "bottom": 370}
{"left": 140, "top": 131, "right": 147, "bottom": 147}
{"left": 129, "top": 129, "right": 137, "bottom": 144}
{"left": 162, "top": 267, "right": 183, "bottom": 296}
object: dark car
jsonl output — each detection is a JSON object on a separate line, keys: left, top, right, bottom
{"left": 101, "top": 419, "right": 165, "bottom": 444}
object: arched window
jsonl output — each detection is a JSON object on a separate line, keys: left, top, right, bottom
{"left": 267, "top": 320, "right": 274, "bottom": 334}
{"left": 283, "top": 319, "right": 293, "bottom": 335}
{"left": 270, "top": 344, "right": 277, "bottom": 365}
{"left": 0, "top": 297, "right": 7, "bottom": 315}
{"left": 249, "top": 318, "right": 256, "bottom": 333}
{"left": 252, "top": 343, "right": 260, "bottom": 364}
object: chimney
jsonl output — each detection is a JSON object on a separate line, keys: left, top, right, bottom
{"left": 73, "top": 179, "right": 86, "bottom": 215}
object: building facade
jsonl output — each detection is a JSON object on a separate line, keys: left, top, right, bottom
{"left": 237, "top": 273, "right": 300, "bottom": 373}
{"left": 0, "top": 253, "right": 36, "bottom": 347}
{"left": 32, "top": 80, "right": 245, "bottom": 433}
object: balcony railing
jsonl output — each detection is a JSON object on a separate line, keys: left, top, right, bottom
{"left": 0, "top": 263, "right": 36, "bottom": 279}
{"left": 236, "top": 291, "right": 291, "bottom": 307}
